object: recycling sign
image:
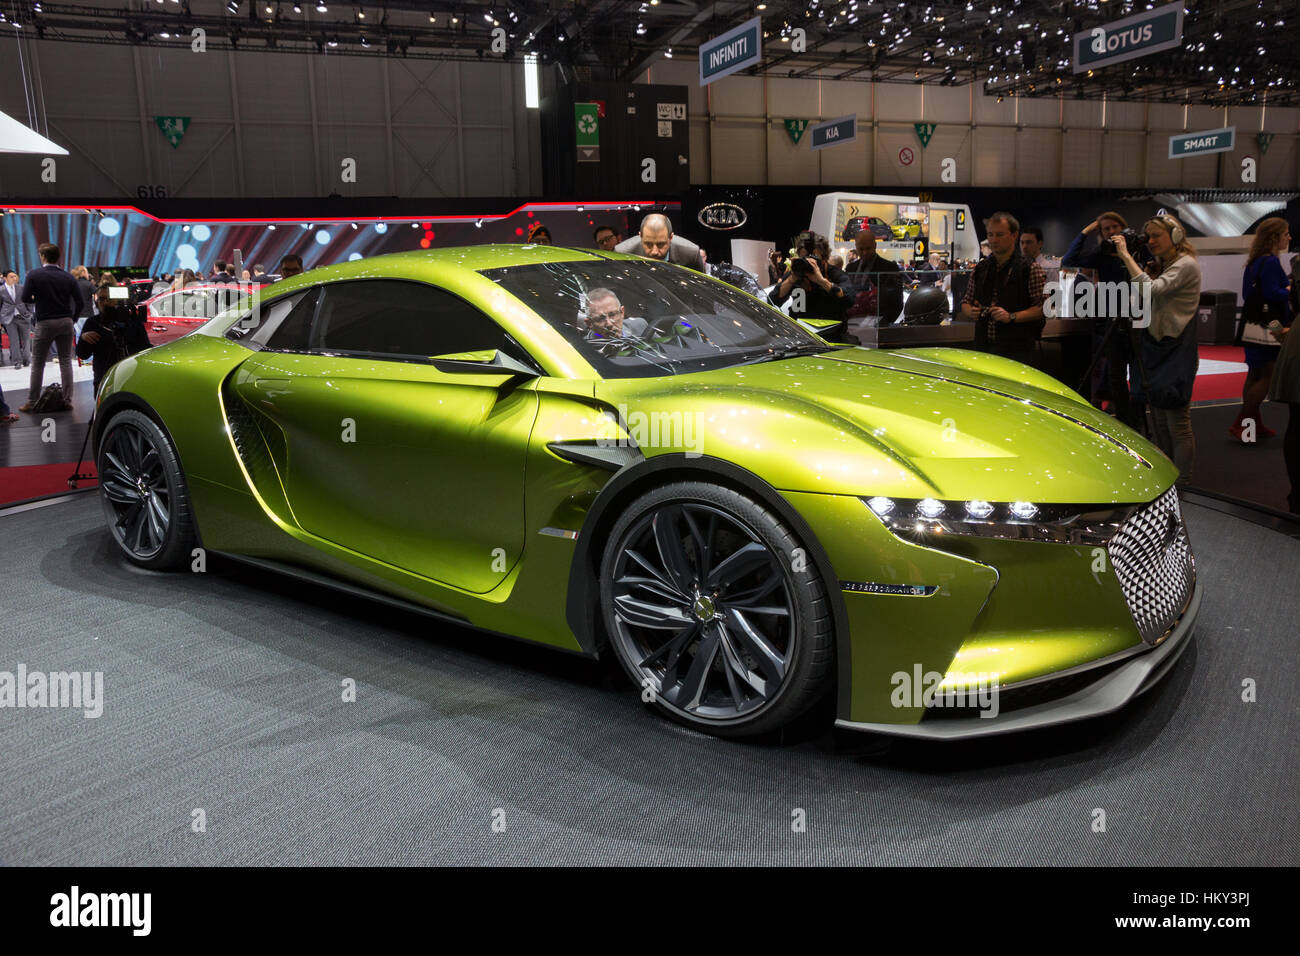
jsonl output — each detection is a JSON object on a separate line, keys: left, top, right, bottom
{"left": 575, "top": 103, "right": 600, "bottom": 163}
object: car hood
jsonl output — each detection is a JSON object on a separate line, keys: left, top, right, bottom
{"left": 595, "top": 346, "right": 1177, "bottom": 504}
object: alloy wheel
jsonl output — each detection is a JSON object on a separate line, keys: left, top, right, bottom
{"left": 608, "top": 502, "right": 796, "bottom": 721}
{"left": 99, "top": 421, "right": 173, "bottom": 561}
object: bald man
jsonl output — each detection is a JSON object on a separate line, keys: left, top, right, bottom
{"left": 613, "top": 213, "right": 705, "bottom": 271}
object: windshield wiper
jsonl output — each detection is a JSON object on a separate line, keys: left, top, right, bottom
{"left": 737, "top": 343, "right": 840, "bottom": 366}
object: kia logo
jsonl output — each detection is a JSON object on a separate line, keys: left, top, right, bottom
{"left": 698, "top": 202, "right": 747, "bottom": 231}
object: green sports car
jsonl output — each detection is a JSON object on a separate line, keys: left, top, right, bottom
{"left": 93, "top": 245, "right": 1199, "bottom": 739}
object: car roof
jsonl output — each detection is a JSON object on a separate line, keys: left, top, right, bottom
{"left": 263, "top": 244, "right": 621, "bottom": 294}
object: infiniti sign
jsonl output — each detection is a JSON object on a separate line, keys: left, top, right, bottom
{"left": 698, "top": 202, "right": 747, "bottom": 231}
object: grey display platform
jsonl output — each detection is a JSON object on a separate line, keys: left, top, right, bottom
{"left": 1, "top": 492, "right": 1296, "bottom": 866}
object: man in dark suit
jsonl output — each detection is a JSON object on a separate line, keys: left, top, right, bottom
{"left": 20, "top": 242, "right": 83, "bottom": 412}
{"left": 1, "top": 269, "right": 33, "bottom": 367}
{"left": 613, "top": 214, "right": 705, "bottom": 271}
{"left": 843, "top": 231, "right": 904, "bottom": 323}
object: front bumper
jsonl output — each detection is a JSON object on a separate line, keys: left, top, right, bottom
{"left": 835, "top": 581, "right": 1201, "bottom": 739}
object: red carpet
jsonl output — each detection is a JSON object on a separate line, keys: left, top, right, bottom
{"left": 1191, "top": 344, "right": 1247, "bottom": 403}
{"left": 0, "top": 462, "right": 97, "bottom": 506}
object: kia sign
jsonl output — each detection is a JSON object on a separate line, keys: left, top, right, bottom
{"left": 699, "top": 16, "right": 762, "bottom": 86}
{"left": 1073, "top": 1, "right": 1184, "bottom": 73}
{"left": 1169, "top": 126, "right": 1236, "bottom": 159}
{"left": 810, "top": 115, "right": 857, "bottom": 151}
{"left": 698, "top": 202, "right": 748, "bottom": 231}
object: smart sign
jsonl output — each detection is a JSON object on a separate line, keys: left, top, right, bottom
{"left": 1168, "top": 126, "right": 1235, "bottom": 159}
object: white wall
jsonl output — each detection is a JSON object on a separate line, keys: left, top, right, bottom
{"left": 0, "top": 38, "right": 539, "bottom": 199}
{"left": 639, "top": 60, "right": 1300, "bottom": 190}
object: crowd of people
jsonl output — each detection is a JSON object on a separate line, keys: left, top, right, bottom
{"left": 2, "top": 216, "right": 1295, "bottom": 512}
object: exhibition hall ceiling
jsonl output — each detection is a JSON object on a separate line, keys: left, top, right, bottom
{"left": 7, "top": 1, "right": 1296, "bottom": 106}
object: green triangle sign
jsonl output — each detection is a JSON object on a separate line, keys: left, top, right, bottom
{"left": 154, "top": 116, "right": 190, "bottom": 149}
{"left": 784, "top": 119, "right": 809, "bottom": 145}
{"left": 1257, "top": 132, "right": 1274, "bottom": 155}
{"left": 914, "top": 122, "right": 937, "bottom": 148}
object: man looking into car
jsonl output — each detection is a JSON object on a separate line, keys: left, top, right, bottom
{"left": 843, "top": 230, "right": 904, "bottom": 323}
{"left": 614, "top": 214, "right": 705, "bottom": 272}
{"left": 580, "top": 288, "right": 647, "bottom": 339}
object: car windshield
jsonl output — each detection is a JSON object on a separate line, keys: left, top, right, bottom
{"left": 479, "top": 259, "right": 832, "bottom": 378}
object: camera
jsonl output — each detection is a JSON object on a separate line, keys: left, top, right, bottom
{"left": 790, "top": 257, "right": 814, "bottom": 277}
{"left": 1108, "top": 228, "right": 1147, "bottom": 257}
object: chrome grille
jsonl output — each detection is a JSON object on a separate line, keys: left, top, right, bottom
{"left": 1107, "top": 487, "right": 1195, "bottom": 645}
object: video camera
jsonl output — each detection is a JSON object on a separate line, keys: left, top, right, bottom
{"left": 1108, "top": 228, "right": 1148, "bottom": 259}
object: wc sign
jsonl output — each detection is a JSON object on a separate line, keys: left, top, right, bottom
{"left": 1073, "top": 1, "right": 1184, "bottom": 73}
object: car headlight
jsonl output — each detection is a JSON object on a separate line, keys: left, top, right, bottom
{"left": 863, "top": 496, "right": 1138, "bottom": 545}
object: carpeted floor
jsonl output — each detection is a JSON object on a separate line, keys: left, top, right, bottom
{"left": 0, "top": 492, "right": 1295, "bottom": 866}
{"left": 1189, "top": 401, "right": 1292, "bottom": 514}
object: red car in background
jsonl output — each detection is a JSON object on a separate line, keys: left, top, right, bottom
{"left": 141, "top": 282, "right": 259, "bottom": 345}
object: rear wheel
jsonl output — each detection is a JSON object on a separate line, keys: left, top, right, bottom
{"left": 599, "top": 481, "right": 834, "bottom": 737}
{"left": 97, "top": 409, "right": 197, "bottom": 570}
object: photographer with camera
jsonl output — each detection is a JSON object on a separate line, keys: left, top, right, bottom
{"left": 1111, "top": 214, "right": 1201, "bottom": 486}
{"left": 768, "top": 233, "right": 850, "bottom": 322}
{"left": 960, "top": 212, "right": 1046, "bottom": 366}
{"left": 1063, "top": 212, "right": 1150, "bottom": 428}
{"left": 76, "top": 281, "right": 151, "bottom": 395}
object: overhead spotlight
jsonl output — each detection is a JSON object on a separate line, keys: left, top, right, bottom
{"left": 227, "top": 0, "right": 239, "bottom": 12}
{"left": 351, "top": 222, "right": 358, "bottom": 229}
{"left": 664, "top": 46, "right": 672, "bottom": 58}
{"left": 357, "top": 6, "right": 365, "bottom": 19}
{"left": 267, "top": 224, "right": 276, "bottom": 230}
{"left": 327, "top": 36, "right": 337, "bottom": 46}
{"left": 475, "top": 219, "right": 483, "bottom": 228}
{"left": 360, "top": 35, "right": 368, "bottom": 46}
{"left": 316, "top": 2, "right": 327, "bottom": 11}
{"left": 293, "top": 3, "right": 301, "bottom": 11}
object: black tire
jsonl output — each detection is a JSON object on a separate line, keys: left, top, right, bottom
{"left": 97, "top": 408, "right": 197, "bottom": 570}
{"left": 598, "top": 480, "right": 835, "bottom": 738}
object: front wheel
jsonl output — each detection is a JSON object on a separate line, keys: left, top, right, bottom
{"left": 97, "top": 408, "right": 197, "bottom": 570}
{"left": 599, "top": 481, "right": 834, "bottom": 738}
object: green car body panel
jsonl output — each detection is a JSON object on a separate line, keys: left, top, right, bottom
{"left": 95, "top": 245, "right": 1196, "bottom": 735}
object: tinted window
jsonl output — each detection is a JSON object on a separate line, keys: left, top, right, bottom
{"left": 309, "top": 280, "right": 513, "bottom": 361}
{"left": 262, "top": 287, "right": 320, "bottom": 351}
{"left": 228, "top": 290, "right": 308, "bottom": 346}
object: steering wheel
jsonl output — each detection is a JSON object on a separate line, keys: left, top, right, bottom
{"left": 642, "top": 313, "right": 709, "bottom": 347}
{"left": 582, "top": 329, "right": 666, "bottom": 358}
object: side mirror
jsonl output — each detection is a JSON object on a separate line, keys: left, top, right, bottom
{"left": 427, "top": 349, "right": 540, "bottom": 378}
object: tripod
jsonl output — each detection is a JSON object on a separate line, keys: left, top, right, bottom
{"left": 1077, "top": 316, "right": 1151, "bottom": 438}
{"left": 68, "top": 410, "right": 96, "bottom": 489}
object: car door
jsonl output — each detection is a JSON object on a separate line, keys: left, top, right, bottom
{"left": 230, "top": 278, "right": 540, "bottom": 593}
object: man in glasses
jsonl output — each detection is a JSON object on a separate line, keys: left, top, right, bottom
{"left": 580, "top": 287, "right": 647, "bottom": 340}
